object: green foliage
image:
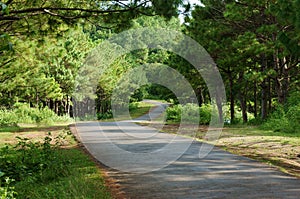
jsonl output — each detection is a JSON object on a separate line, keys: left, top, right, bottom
{"left": 0, "top": 133, "right": 68, "bottom": 199}
{"left": 13, "top": 149, "right": 111, "bottom": 199}
{"left": 261, "top": 92, "right": 300, "bottom": 133}
{"left": 0, "top": 103, "right": 72, "bottom": 127}
{"left": 0, "top": 133, "right": 69, "bottom": 183}
{"left": 247, "top": 117, "right": 264, "bottom": 126}
{"left": 166, "top": 103, "right": 213, "bottom": 124}
{"left": 286, "top": 91, "right": 300, "bottom": 108}
{"left": 182, "top": 103, "right": 200, "bottom": 123}
{"left": 166, "top": 104, "right": 182, "bottom": 122}
{"left": 199, "top": 104, "right": 212, "bottom": 125}
{"left": 97, "top": 110, "right": 113, "bottom": 120}
{"left": 286, "top": 104, "right": 300, "bottom": 132}
{"left": 0, "top": 33, "right": 12, "bottom": 52}
{"left": 0, "top": 131, "right": 111, "bottom": 198}
{"left": 0, "top": 110, "right": 18, "bottom": 127}
{"left": 187, "top": 0, "right": 300, "bottom": 124}
{"left": 0, "top": 176, "right": 17, "bottom": 199}
{"left": 166, "top": 103, "right": 255, "bottom": 125}
{"left": 129, "top": 102, "right": 139, "bottom": 111}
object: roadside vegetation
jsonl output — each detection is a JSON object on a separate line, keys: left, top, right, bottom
{"left": 0, "top": 100, "right": 155, "bottom": 198}
{"left": 0, "top": 125, "right": 111, "bottom": 199}
{"left": 0, "top": 0, "right": 299, "bottom": 195}
{"left": 0, "top": 103, "right": 72, "bottom": 127}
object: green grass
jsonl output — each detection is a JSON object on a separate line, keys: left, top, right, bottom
{"left": 0, "top": 125, "right": 112, "bottom": 199}
{"left": 0, "top": 126, "right": 20, "bottom": 133}
{"left": 223, "top": 125, "right": 300, "bottom": 137}
{"left": 14, "top": 148, "right": 111, "bottom": 199}
{"left": 129, "top": 101, "right": 155, "bottom": 118}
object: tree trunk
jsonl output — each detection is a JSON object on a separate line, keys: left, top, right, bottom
{"left": 261, "top": 54, "right": 268, "bottom": 120}
{"left": 66, "top": 95, "right": 70, "bottom": 116}
{"left": 239, "top": 95, "right": 248, "bottom": 123}
{"left": 275, "top": 57, "right": 290, "bottom": 104}
{"left": 261, "top": 80, "right": 268, "bottom": 120}
{"left": 237, "top": 72, "right": 247, "bottom": 123}
{"left": 229, "top": 73, "right": 235, "bottom": 122}
{"left": 35, "top": 88, "right": 39, "bottom": 107}
{"left": 215, "top": 90, "right": 223, "bottom": 124}
{"left": 196, "top": 86, "right": 204, "bottom": 107}
{"left": 268, "top": 77, "right": 272, "bottom": 112}
{"left": 254, "top": 81, "right": 257, "bottom": 118}
{"left": 55, "top": 101, "right": 59, "bottom": 114}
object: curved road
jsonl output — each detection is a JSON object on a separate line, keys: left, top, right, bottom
{"left": 74, "top": 100, "right": 300, "bottom": 198}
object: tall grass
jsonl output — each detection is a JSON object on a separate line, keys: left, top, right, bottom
{"left": 0, "top": 103, "right": 72, "bottom": 127}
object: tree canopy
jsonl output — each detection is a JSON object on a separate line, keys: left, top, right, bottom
{"left": 0, "top": 0, "right": 299, "bottom": 128}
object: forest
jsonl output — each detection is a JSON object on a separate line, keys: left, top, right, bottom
{"left": 0, "top": 0, "right": 299, "bottom": 132}
{"left": 0, "top": 0, "right": 300, "bottom": 197}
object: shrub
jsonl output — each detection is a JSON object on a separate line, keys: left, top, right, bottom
{"left": 285, "top": 104, "right": 300, "bottom": 133}
{"left": 129, "top": 102, "right": 139, "bottom": 111}
{"left": 97, "top": 110, "right": 113, "bottom": 120}
{"left": 181, "top": 103, "right": 200, "bottom": 123}
{"left": 0, "top": 110, "right": 18, "bottom": 127}
{"left": 248, "top": 117, "right": 264, "bottom": 125}
{"left": 261, "top": 93, "right": 300, "bottom": 134}
{"left": 13, "top": 103, "right": 36, "bottom": 123}
{"left": 0, "top": 133, "right": 70, "bottom": 184}
{"left": 166, "top": 104, "right": 182, "bottom": 122}
{"left": 199, "top": 104, "right": 212, "bottom": 124}
{"left": 166, "top": 103, "right": 214, "bottom": 124}
{"left": 0, "top": 103, "right": 72, "bottom": 127}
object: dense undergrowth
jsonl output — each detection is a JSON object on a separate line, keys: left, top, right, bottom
{"left": 165, "top": 92, "right": 299, "bottom": 134}
{"left": 166, "top": 103, "right": 254, "bottom": 125}
{"left": 261, "top": 92, "right": 300, "bottom": 134}
{"left": 0, "top": 103, "right": 72, "bottom": 127}
{"left": 0, "top": 131, "right": 111, "bottom": 198}
{"left": 0, "top": 132, "right": 69, "bottom": 198}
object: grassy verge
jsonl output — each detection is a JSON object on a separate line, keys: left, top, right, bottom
{"left": 0, "top": 125, "right": 112, "bottom": 199}
{"left": 149, "top": 123, "right": 300, "bottom": 178}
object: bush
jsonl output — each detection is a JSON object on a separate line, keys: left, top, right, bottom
{"left": 166, "top": 104, "right": 182, "bottom": 122}
{"left": 285, "top": 104, "right": 300, "bottom": 133}
{"left": 261, "top": 92, "right": 300, "bottom": 134}
{"left": 166, "top": 103, "right": 214, "bottom": 124}
{"left": 0, "top": 133, "right": 70, "bottom": 184}
{"left": 248, "top": 117, "right": 264, "bottom": 125}
{"left": 0, "top": 103, "right": 72, "bottom": 127}
{"left": 129, "top": 102, "right": 139, "bottom": 111}
{"left": 199, "top": 104, "right": 212, "bottom": 124}
{"left": 0, "top": 110, "right": 18, "bottom": 127}
{"left": 13, "top": 103, "right": 36, "bottom": 123}
{"left": 97, "top": 110, "right": 113, "bottom": 120}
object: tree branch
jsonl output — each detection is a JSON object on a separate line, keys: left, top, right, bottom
{"left": 0, "top": 16, "right": 21, "bottom": 20}
{"left": 5, "top": 0, "right": 13, "bottom": 5}
{"left": 9, "top": 6, "right": 133, "bottom": 15}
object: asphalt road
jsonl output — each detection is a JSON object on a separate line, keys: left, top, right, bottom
{"left": 74, "top": 101, "right": 300, "bottom": 198}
